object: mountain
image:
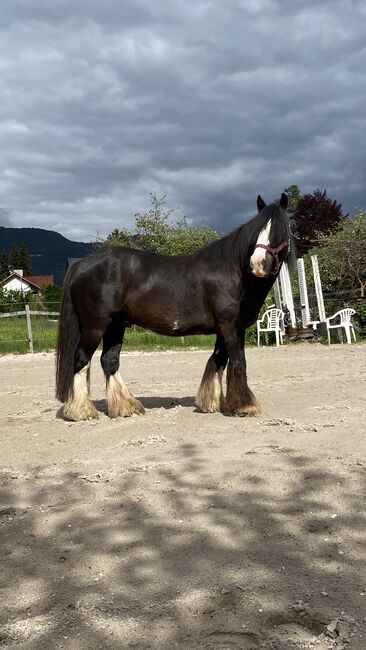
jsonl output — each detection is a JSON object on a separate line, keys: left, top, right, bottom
{"left": 0, "top": 226, "right": 96, "bottom": 286}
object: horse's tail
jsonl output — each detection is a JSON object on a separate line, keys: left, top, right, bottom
{"left": 55, "top": 267, "right": 80, "bottom": 403}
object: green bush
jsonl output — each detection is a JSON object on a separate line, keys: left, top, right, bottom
{"left": 352, "top": 300, "right": 366, "bottom": 338}
{"left": 40, "top": 284, "right": 62, "bottom": 311}
{"left": 0, "top": 289, "right": 29, "bottom": 313}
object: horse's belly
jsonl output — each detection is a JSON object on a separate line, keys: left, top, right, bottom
{"left": 133, "top": 308, "right": 215, "bottom": 336}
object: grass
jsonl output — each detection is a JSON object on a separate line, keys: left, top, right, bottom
{"left": 0, "top": 316, "right": 59, "bottom": 354}
{"left": 0, "top": 312, "right": 271, "bottom": 355}
{"left": 0, "top": 317, "right": 227, "bottom": 354}
{"left": 2, "top": 316, "right": 363, "bottom": 355}
{"left": 123, "top": 329, "right": 217, "bottom": 351}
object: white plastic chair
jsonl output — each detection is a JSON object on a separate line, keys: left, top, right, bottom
{"left": 325, "top": 308, "right": 356, "bottom": 345}
{"left": 257, "top": 308, "right": 284, "bottom": 347}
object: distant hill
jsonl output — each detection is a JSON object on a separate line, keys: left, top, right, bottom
{"left": 0, "top": 226, "right": 96, "bottom": 286}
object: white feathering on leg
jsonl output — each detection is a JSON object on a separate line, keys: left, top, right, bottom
{"left": 63, "top": 364, "right": 98, "bottom": 421}
{"left": 107, "top": 372, "right": 145, "bottom": 418}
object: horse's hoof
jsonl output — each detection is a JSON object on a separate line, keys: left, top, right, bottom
{"left": 63, "top": 399, "right": 99, "bottom": 421}
{"left": 108, "top": 398, "right": 145, "bottom": 418}
{"left": 230, "top": 404, "right": 261, "bottom": 417}
{"left": 225, "top": 401, "right": 261, "bottom": 417}
{"left": 107, "top": 374, "right": 145, "bottom": 418}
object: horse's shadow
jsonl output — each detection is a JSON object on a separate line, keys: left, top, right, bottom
{"left": 139, "top": 395, "right": 196, "bottom": 410}
{"left": 56, "top": 396, "right": 197, "bottom": 420}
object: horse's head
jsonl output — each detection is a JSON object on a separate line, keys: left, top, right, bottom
{"left": 249, "top": 193, "right": 291, "bottom": 278}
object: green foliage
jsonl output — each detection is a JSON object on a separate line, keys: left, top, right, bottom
{"left": 283, "top": 184, "right": 302, "bottom": 213}
{"left": 40, "top": 284, "right": 63, "bottom": 310}
{"left": 133, "top": 194, "right": 176, "bottom": 254}
{"left": 158, "top": 215, "right": 222, "bottom": 256}
{"left": 314, "top": 209, "right": 366, "bottom": 298}
{"left": 7, "top": 242, "right": 32, "bottom": 275}
{"left": 18, "top": 243, "right": 33, "bottom": 275}
{"left": 245, "top": 324, "right": 257, "bottom": 346}
{"left": 0, "top": 288, "right": 29, "bottom": 313}
{"left": 0, "top": 286, "right": 62, "bottom": 315}
{"left": 0, "top": 253, "right": 10, "bottom": 280}
{"left": 351, "top": 300, "right": 366, "bottom": 338}
{"left": 102, "top": 227, "right": 135, "bottom": 248}
{"left": 9, "top": 243, "right": 20, "bottom": 269}
{"left": 27, "top": 292, "right": 45, "bottom": 311}
{"left": 101, "top": 193, "right": 221, "bottom": 255}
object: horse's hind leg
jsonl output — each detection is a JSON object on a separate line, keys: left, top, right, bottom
{"left": 63, "top": 328, "right": 102, "bottom": 421}
{"left": 196, "top": 336, "right": 228, "bottom": 413}
{"left": 101, "top": 322, "right": 145, "bottom": 418}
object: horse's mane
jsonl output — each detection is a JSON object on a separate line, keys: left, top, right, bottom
{"left": 196, "top": 202, "right": 291, "bottom": 271}
{"left": 79, "top": 202, "right": 293, "bottom": 275}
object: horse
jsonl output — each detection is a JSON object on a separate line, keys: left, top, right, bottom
{"left": 56, "top": 193, "right": 292, "bottom": 421}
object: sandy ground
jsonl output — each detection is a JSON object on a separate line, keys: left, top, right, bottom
{"left": 0, "top": 343, "right": 365, "bottom": 650}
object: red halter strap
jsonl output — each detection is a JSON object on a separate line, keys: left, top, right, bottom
{"left": 254, "top": 239, "right": 290, "bottom": 275}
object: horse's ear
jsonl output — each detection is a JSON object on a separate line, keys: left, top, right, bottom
{"left": 280, "top": 193, "right": 288, "bottom": 209}
{"left": 257, "top": 195, "right": 266, "bottom": 212}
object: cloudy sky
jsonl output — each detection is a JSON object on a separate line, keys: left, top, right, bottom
{"left": 0, "top": 0, "right": 365, "bottom": 241}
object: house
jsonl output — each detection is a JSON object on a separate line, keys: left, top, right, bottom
{"left": 1, "top": 269, "right": 54, "bottom": 293}
{"left": 66, "top": 257, "right": 82, "bottom": 269}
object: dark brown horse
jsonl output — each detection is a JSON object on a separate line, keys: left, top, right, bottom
{"left": 56, "top": 193, "right": 292, "bottom": 420}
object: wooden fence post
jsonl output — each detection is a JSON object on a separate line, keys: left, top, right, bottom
{"left": 25, "top": 304, "right": 34, "bottom": 353}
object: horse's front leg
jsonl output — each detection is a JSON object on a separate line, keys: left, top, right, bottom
{"left": 220, "top": 322, "right": 261, "bottom": 416}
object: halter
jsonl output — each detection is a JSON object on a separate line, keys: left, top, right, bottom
{"left": 254, "top": 239, "right": 290, "bottom": 275}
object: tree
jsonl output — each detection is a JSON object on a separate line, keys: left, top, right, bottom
{"left": 291, "top": 189, "right": 346, "bottom": 256}
{"left": 0, "top": 253, "right": 9, "bottom": 280}
{"left": 8, "top": 242, "right": 32, "bottom": 274}
{"left": 283, "top": 184, "right": 302, "bottom": 213}
{"left": 314, "top": 209, "right": 366, "bottom": 299}
{"left": 101, "top": 193, "right": 221, "bottom": 255}
{"left": 18, "top": 243, "right": 32, "bottom": 275}
{"left": 40, "top": 284, "right": 63, "bottom": 311}
{"left": 9, "top": 243, "right": 22, "bottom": 271}
{"left": 133, "top": 194, "right": 176, "bottom": 254}
{"left": 102, "top": 227, "right": 134, "bottom": 248}
{"left": 163, "top": 217, "right": 222, "bottom": 255}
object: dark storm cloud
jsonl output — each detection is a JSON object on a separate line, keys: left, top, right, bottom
{"left": 0, "top": 0, "right": 365, "bottom": 240}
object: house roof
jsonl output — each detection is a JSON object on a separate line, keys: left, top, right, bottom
{"left": 67, "top": 258, "right": 82, "bottom": 268}
{"left": 1, "top": 271, "right": 54, "bottom": 290}
{"left": 24, "top": 275, "right": 54, "bottom": 288}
